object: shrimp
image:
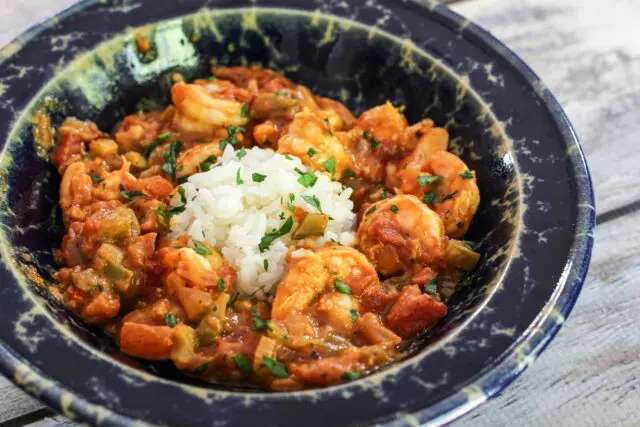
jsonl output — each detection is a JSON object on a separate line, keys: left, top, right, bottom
{"left": 160, "top": 245, "right": 234, "bottom": 292}
{"left": 176, "top": 142, "right": 223, "bottom": 178}
{"left": 272, "top": 246, "right": 378, "bottom": 322}
{"left": 392, "top": 145, "right": 479, "bottom": 237}
{"left": 277, "top": 111, "right": 352, "bottom": 179}
{"left": 59, "top": 162, "right": 94, "bottom": 224}
{"left": 171, "top": 82, "right": 249, "bottom": 136}
{"left": 53, "top": 119, "right": 102, "bottom": 172}
{"left": 357, "top": 195, "right": 445, "bottom": 276}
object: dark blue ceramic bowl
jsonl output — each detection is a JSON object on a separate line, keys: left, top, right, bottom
{"left": 0, "top": 1, "right": 595, "bottom": 426}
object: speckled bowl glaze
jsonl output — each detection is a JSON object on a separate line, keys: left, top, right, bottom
{"left": 0, "top": 1, "right": 595, "bottom": 426}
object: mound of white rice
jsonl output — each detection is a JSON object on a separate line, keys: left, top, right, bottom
{"left": 169, "top": 145, "right": 356, "bottom": 298}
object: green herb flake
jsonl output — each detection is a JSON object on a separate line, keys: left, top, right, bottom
{"left": 253, "top": 316, "right": 270, "bottom": 331}
{"left": 440, "top": 191, "right": 458, "bottom": 202}
{"left": 263, "top": 357, "right": 288, "bottom": 378}
{"left": 264, "top": 259, "right": 269, "bottom": 271}
{"left": 424, "top": 276, "right": 438, "bottom": 295}
{"left": 89, "top": 172, "right": 103, "bottom": 184}
{"left": 219, "top": 126, "right": 244, "bottom": 151}
{"left": 157, "top": 131, "right": 172, "bottom": 141}
{"left": 344, "top": 169, "right": 355, "bottom": 178}
{"left": 390, "top": 205, "right": 399, "bottom": 214}
{"left": 307, "top": 147, "right": 318, "bottom": 157}
{"left": 341, "top": 372, "right": 363, "bottom": 381}
{"left": 417, "top": 175, "right": 442, "bottom": 186}
{"left": 157, "top": 203, "right": 186, "bottom": 226}
{"left": 363, "top": 130, "right": 381, "bottom": 150}
{"left": 119, "top": 185, "right": 144, "bottom": 201}
{"left": 252, "top": 172, "right": 267, "bottom": 183}
{"left": 279, "top": 212, "right": 285, "bottom": 220}
{"left": 143, "top": 141, "right": 160, "bottom": 159}
{"left": 178, "top": 186, "right": 187, "bottom": 204}
{"left": 193, "top": 240, "right": 212, "bottom": 256}
{"left": 380, "top": 191, "right": 389, "bottom": 200}
{"left": 195, "top": 362, "right": 209, "bottom": 374}
{"left": 297, "top": 171, "right": 318, "bottom": 188}
{"left": 322, "top": 157, "right": 336, "bottom": 176}
{"left": 335, "top": 279, "right": 352, "bottom": 295}
{"left": 284, "top": 155, "right": 294, "bottom": 160}
{"left": 236, "top": 148, "right": 248, "bottom": 159}
{"left": 236, "top": 168, "right": 244, "bottom": 185}
{"left": 164, "top": 313, "right": 177, "bottom": 328}
{"left": 350, "top": 309, "right": 359, "bottom": 322}
{"left": 365, "top": 205, "right": 377, "bottom": 216}
{"left": 302, "top": 195, "right": 322, "bottom": 213}
{"left": 463, "top": 240, "right": 475, "bottom": 250}
{"left": 162, "top": 140, "right": 184, "bottom": 182}
{"left": 422, "top": 191, "right": 438, "bottom": 204}
{"left": 460, "top": 170, "right": 474, "bottom": 179}
{"left": 199, "top": 154, "right": 217, "bottom": 172}
{"left": 136, "top": 97, "right": 162, "bottom": 112}
{"left": 217, "top": 278, "right": 226, "bottom": 292}
{"left": 240, "top": 103, "right": 250, "bottom": 119}
{"left": 275, "top": 91, "right": 288, "bottom": 97}
{"left": 233, "top": 355, "right": 254, "bottom": 374}
{"left": 259, "top": 217, "right": 294, "bottom": 252}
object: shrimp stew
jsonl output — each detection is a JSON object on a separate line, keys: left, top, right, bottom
{"left": 50, "top": 66, "right": 480, "bottom": 390}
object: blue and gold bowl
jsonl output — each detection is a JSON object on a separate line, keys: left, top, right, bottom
{"left": 0, "top": 1, "right": 595, "bottom": 425}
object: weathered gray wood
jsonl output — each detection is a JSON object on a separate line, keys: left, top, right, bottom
{"left": 0, "top": 0, "right": 638, "bottom": 426}
{"left": 451, "top": 0, "right": 640, "bottom": 214}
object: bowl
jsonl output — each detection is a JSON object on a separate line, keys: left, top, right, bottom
{"left": 0, "top": 0, "right": 595, "bottom": 425}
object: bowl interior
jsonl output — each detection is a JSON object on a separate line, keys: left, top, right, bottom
{"left": 2, "top": 8, "right": 518, "bottom": 389}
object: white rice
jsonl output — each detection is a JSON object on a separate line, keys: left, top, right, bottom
{"left": 169, "top": 145, "right": 356, "bottom": 298}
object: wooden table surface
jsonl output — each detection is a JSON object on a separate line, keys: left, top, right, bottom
{"left": 1, "top": 0, "right": 639, "bottom": 425}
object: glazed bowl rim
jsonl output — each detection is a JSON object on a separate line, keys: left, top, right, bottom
{"left": 0, "top": 1, "right": 595, "bottom": 426}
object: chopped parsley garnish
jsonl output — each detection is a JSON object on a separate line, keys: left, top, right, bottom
{"left": 89, "top": 172, "right": 102, "bottom": 184}
{"left": 380, "top": 191, "right": 389, "bottom": 200}
{"left": 390, "top": 204, "right": 399, "bottom": 214}
{"left": 258, "top": 217, "right": 293, "bottom": 252}
{"left": 157, "top": 131, "right": 172, "bottom": 141}
{"left": 253, "top": 316, "right": 270, "bottom": 331}
{"left": 344, "top": 169, "right": 355, "bottom": 178}
{"left": 302, "top": 195, "right": 322, "bottom": 213}
{"left": 422, "top": 191, "right": 437, "bottom": 204}
{"left": 233, "top": 355, "right": 254, "bottom": 374}
{"left": 236, "top": 148, "right": 248, "bottom": 159}
{"left": 279, "top": 212, "right": 285, "bottom": 220}
{"left": 195, "top": 362, "right": 209, "bottom": 374}
{"left": 263, "top": 357, "right": 288, "bottom": 378}
{"left": 424, "top": 276, "right": 438, "bottom": 295}
{"left": 341, "top": 372, "right": 363, "bottom": 381}
{"left": 236, "top": 168, "right": 244, "bottom": 184}
{"left": 440, "top": 191, "right": 458, "bottom": 202}
{"left": 284, "top": 155, "right": 294, "bottom": 160}
{"left": 178, "top": 186, "right": 187, "bottom": 204}
{"left": 143, "top": 141, "right": 160, "bottom": 158}
{"left": 363, "top": 130, "right": 380, "bottom": 150}
{"left": 193, "top": 240, "right": 212, "bottom": 256}
{"left": 119, "top": 184, "right": 144, "bottom": 201}
{"left": 199, "top": 155, "right": 217, "bottom": 172}
{"left": 335, "top": 279, "right": 352, "bottom": 294}
{"left": 164, "top": 313, "right": 177, "bottom": 327}
{"left": 307, "top": 147, "right": 317, "bottom": 157}
{"left": 162, "top": 140, "right": 183, "bottom": 182}
{"left": 350, "top": 309, "right": 359, "bottom": 322}
{"left": 264, "top": 259, "right": 269, "bottom": 271}
{"left": 297, "top": 171, "right": 317, "bottom": 188}
{"left": 365, "top": 205, "right": 377, "bottom": 216}
{"left": 322, "top": 157, "right": 336, "bottom": 176}
{"left": 136, "top": 97, "right": 162, "bottom": 112}
{"left": 157, "top": 203, "right": 186, "bottom": 225}
{"left": 252, "top": 172, "right": 267, "bottom": 183}
{"left": 217, "top": 278, "right": 226, "bottom": 292}
{"left": 417, "top": 175, "right": 442, "bottom": 186}
{"left": 240, "top": 103, "right": 249, "bottom": 119}
{"left": 460, "top": 170, "right": 474, "bottom": 179}
{"left": 219, "top": 126, "right": 244, "bottom": 151}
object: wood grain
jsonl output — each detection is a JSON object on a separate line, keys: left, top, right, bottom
{"left": 0, "top": 0, "right": 638, "bottom": 426}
